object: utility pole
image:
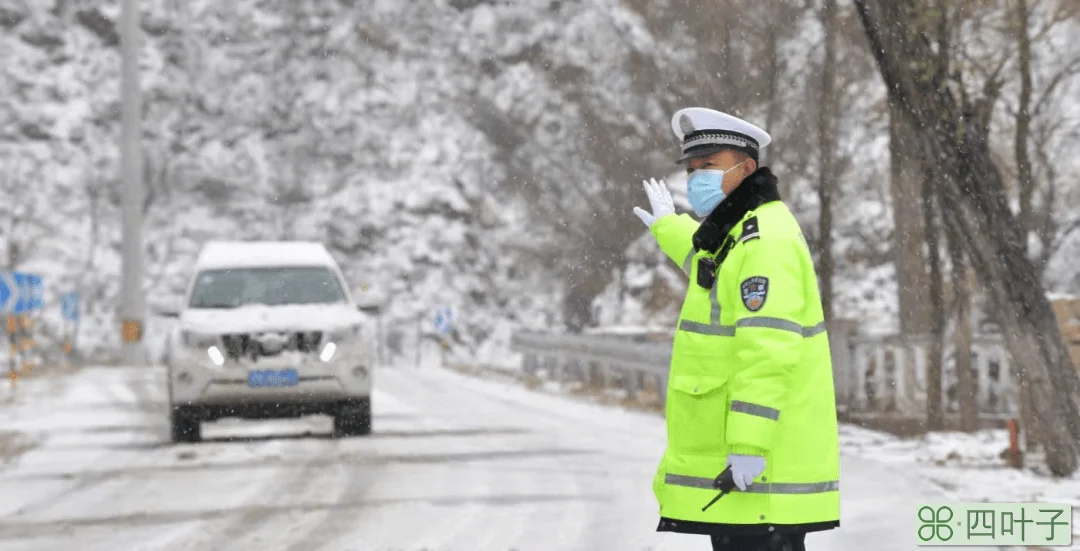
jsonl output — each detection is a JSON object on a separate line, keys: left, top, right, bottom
{"left": 120, "top": 0, "right": 146, "bottom": 366}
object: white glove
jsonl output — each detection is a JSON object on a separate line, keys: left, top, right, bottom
{"left": 727, "top": 454, "right": 766, "bottom": 491}
{"left": 633, "top": 178, "right": 675, "bottom": 228}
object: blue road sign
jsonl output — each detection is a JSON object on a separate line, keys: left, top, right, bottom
{"left": 1, "top": 272, "right": 44, "bottom": 314}
{"left": 27, "top": 274, "right": 43, "bottom": 311}
{"left": 61, "top": 292, "right": 80, "bottom": 322}
{"left": 434, "top": 306, "right": 454, "bottom": 335}
{"left": 11, "top": 272, "right": 28, "bottom": 314}
{"left": 0, "top": 273, "right": 12, "bottom": 313}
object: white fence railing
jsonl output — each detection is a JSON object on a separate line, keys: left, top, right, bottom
{"left": 510, "top": 326, "right": 1017, "bottom": 420}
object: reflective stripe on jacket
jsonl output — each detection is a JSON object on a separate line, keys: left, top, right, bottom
{"left": 648, "top": 182, "right": 840, "bottom": 535}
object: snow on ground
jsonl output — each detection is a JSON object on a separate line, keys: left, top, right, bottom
{"left": 0, "top": 363, "right": 1022, "bottom": 550}
{"left": 464, "top": 365, "right": 1080, "bottom": 549}
{"left": 842, "top": 424, "right": 1080, "bottom": 516}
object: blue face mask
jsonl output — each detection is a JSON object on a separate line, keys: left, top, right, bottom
{"left": 686, "top": 160, "right": 745, "bottom": 217}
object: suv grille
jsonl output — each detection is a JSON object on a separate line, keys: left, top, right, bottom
{"left": 220, "top": 331, "right": 323, "bottom": 361}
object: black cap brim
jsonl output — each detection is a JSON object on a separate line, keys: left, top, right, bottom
{"left": 674, "top": 145, "right": 732, "bottom": 165}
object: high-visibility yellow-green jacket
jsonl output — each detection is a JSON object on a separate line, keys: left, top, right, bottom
{"left": 650, "top": 168, "right": 840, "bottom": 537}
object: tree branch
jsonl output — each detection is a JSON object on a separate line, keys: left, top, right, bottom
{"left": 1043, "top": 218, "right": 1080, "bottom": 264}
{"left": 1032, "top": 54, "right": 1080, "bottom": 117}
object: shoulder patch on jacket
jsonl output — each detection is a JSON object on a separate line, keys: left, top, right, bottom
{"left": 740, "top": 276, "right": 769, "bottom": 312}
{"left": 739, "top": 216, "right": 760, "bottom": 243}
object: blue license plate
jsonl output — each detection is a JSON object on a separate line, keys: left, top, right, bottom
{"left": 248, "top": 369, "right": 299, "bottom": 388}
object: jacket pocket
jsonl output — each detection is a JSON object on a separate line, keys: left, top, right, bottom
{"left": 666, "top": 373, "right": 730, "bottom": 455}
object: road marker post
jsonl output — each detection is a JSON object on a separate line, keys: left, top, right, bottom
{"left": 61, "top": 292, "right": 80, "bottom": 371}
{"left": 434, "top": 307, "right": 454, "bottom": 368}
{"left": 6, "top": 315, "right": 16, "bottom": 390}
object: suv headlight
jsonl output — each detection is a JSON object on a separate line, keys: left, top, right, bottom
{"left": 320, "top": 324, "right": 361, "bottom": 362}
{"left": 180, "top": 330, "right": 219, "bottom": 349}
{"left": 325, "top": 324, "right": 361, "bottom": 343}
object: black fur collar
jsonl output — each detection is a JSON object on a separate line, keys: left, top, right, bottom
{"left": 692, "top": 167, "right": 781, "bottom": 253}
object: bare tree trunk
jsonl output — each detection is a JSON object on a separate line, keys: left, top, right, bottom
{"left": 948, "top": 227, "right": 979, "bottom": 432}
{"left": 1032, "top": 132, "right": 1060, "bottom": 276}
{"left": 891, "top": 103, "right": 932, "bottom": 417}
{"left": 761, "top": 5, "right": 782, "bottom": 170}
{"left": 80, "top": 176, "right": 101, "bottom": 317}
{"left": 1014, "top": 0, "right": 1035, "bottom": 247}
{"left": 716, "top": 15, "right": 736, "bottom": 111}
{"left": 923, "top": 169, "right": 946, "bottom": 431}
{"left": 855, "top": 0, "right": 1080, "bottom": 475}
{"left": 1012, "top": 0, "right": 1045, "bottom": 450}
{"left": 6, "top": 216, "right": 22, "bottom": 270}
{"left": 1018, "top": 387, "right": 1041, "bottom": 451}
{"left": 889, "top": 106, "right": 931, "bottom": 334}
{"left": 815, "top": 0, "right": 838, "bottom": 322}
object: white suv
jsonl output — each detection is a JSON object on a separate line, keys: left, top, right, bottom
{"left": 160, "top": 241, "right": 378, "bottom": 443}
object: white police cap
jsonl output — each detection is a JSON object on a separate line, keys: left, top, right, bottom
{"left": 670, "top": 107, "right": 772, "bottom": 164}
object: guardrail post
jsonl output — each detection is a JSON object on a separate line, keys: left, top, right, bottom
{"left": 623, "top": 365, "right": 640, "bottom": 399}
{"left": 874, "top": 345, "right": 889, "bottom": 412}
{"left": 894, "top": 340, "right": 914, "bottom": 416}
{"left": 827, "top": 324, "right": 852, "bottom": 411}
{"left": 851, "top": 340, "right": 869, "bottom": 412}
{"left": 881, "top": 344, "right": 896, "bottom": 412}
{"left": 587, "top": 361, "right": 603, "bottom": 390}
{"left": 571, "top": 357, "right": 586, "bottom": 383}
{"left": 998, "top": 343, "right": 1016, "bottom": 415}
{"left": 975, "top": 347, "right": 990, "bottom": 414}
{"left": 912, "top": 338, "right": 928, "bottom": 411}
{"left": 523, "top": 353, "right": 537, "bottom": 377}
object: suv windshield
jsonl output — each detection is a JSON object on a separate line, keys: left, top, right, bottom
{"left": 188, "top": 266, "right": 346, "bottom": 308}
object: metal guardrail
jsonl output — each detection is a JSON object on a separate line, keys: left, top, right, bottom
{"left": 839, "top": 333, "right": 1015, "bottom": 419}
{"left": 510, "top": 328, "right": 1018, "bottom": 420}
{"left": 510, "top": 331, "right": 672, "bottom": 404}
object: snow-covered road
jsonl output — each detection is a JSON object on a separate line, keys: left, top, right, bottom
{"left": 0, "top": 365, "right": 992, "bottom": 550}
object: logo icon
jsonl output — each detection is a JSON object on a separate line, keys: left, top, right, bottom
{"left": 918, "top": 505, "right": 954, "bottom": 542}
{"left": 679, "top": 114, "right": 695, "bottom": 136}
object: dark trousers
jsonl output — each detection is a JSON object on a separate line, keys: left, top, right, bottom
{"left": 710, "top": 532, "right": 806, "bottom": 551}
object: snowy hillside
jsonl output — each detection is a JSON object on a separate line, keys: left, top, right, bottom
{"left": 2, "top": 0, "right": 1079, "bottom": 363}
{"left": 1, "top": 0, "right": 672, "bottom": 361}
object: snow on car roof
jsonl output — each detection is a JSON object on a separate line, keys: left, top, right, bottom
{"left": 195, "top": 241, "right": 338, "bottom": 270}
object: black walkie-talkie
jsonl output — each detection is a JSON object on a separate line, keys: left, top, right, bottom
{"left": 701, "top": 466, "right": 737, "bottom": 512}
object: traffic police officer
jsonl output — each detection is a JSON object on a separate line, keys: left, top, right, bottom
{"left": 633, "top": 108, "right": 840, "bottom": 551}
